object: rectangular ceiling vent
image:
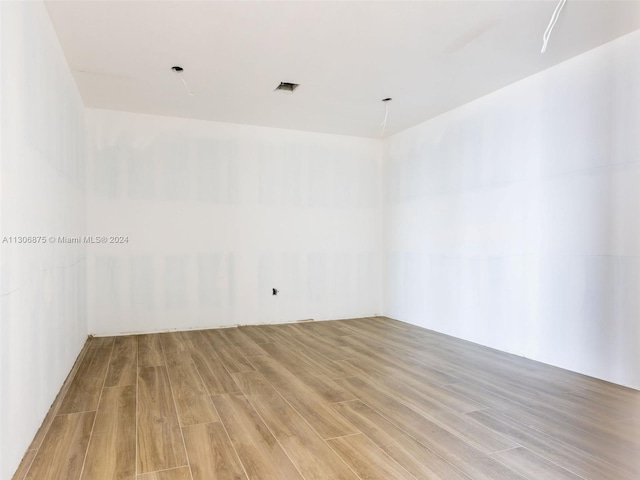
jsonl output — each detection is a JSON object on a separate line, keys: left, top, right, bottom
{"left": 275, "top": 82, "right": 299, "bottom": 93}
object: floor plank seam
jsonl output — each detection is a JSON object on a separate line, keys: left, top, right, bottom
{"left": 322, "top": 432, "right": 362, "bottom": 441}
{"left": 348, "top": 394, "right": 483, "bottom": 480}
{"left": 329, "top": 398, "right": 361, "bottom": 405}
{"left": 208, "top": 330, "right": 300, "bottom": 480}
{"left": 187, "top": 336, "right": 251, "bottom": 480}
{"left": 159, "top": 337, "right": 195, "bottom": 480}
{"left": 489, "top": 445, "right": 522, "bottom": 455}
{"left": 53, "top": 409, "right": 98, "bottom": 417}
{"left": 495, "top": 408, "right": 638, "bottom": 477}
{"left": 138, "top": 465, "right": 191, "bottom": 477}
{"left": 498, "top": 446, "right": 591, "bottom": 480}
{"left": 473, "top": 403, "right": 638, "bottom": 477}
{"left": 241, "top": 356, "right": 365, "bottom": 480}
{"left": 241, "top": 388, "right": 314, "bottom": 480}
{"left": 322, "top": 430, "right": 410, "bottom": 480}
{"left": 200, "top": 330, "right": 239, "bottom": 381}
{"left": 207, "top": 399, "right": 251, "bottom": 480}
{"left": 78, "top": 339, "right": 116, "bottom": 479}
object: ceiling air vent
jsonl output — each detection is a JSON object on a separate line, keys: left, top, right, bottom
{"left": 275, "top": 82, "right": 299, "bottom": 93}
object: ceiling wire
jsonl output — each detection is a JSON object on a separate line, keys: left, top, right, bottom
{"left": 379, "top": 98, "right": 391, "bottom": 137}
{"left": 541, "top": 0, "right": 567, "bottom": 53}
{"left": 172, "top": 66, "right": 194, "bottom": 96}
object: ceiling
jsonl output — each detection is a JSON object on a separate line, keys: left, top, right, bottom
{"left": 45, "top": 0, "right": 640, "bottom": 138}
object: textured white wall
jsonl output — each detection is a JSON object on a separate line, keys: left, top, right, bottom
{"left": 0, "top": 2, "right": 87, "bottom": 478}
{"left": 86, "top": 109, "right": 382, "bottom": 335}
{"left": 384, "top": 30, "right": 640, "bottom": 390}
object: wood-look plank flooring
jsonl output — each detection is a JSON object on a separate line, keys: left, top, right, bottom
{"left": 13, "top": 317, "right": 640, "bottom": 480}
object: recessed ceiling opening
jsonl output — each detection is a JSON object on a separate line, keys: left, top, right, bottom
{"left": 275, "top": 82, "right": 299, "bottom": 93}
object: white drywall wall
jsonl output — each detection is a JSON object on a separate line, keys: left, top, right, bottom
{"left": 86, "top": 109, "right": 382, "bottom": 335}
{"left": 384, "top": 30, "right": 640, "bottom": 390}
{"left": 0, "top": 2, "right": 87, "bottom": 478}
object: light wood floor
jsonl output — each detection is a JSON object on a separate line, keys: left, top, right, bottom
{"left": 13, "top": 317, "right": 640, "bottom": 480}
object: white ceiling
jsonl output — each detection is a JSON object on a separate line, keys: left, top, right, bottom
{"left": 45, "top": 0, "right": 640, "bottom": 138}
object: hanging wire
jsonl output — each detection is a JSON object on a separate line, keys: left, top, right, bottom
{"left": 177, "top": 72, "right": 194, "bottom": 96}
{"left": 172, "top": 66, "right": 194, "bottom": 96}
{"left": 541, "top": 0, "right": 567, "bottom": 53}
{"left": 379, "top": 98, "right": 391, "bottom": 137}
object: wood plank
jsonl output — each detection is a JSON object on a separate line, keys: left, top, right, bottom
{"left": 137, "top": 467, "right": 191, "bottom": 480}
{"left": 259, "top": 342, "right": 328, "bottom": 376}
{"left": 469, "top": 408, "right": 637, "bottom": 480}
{"left": 250, "top": 325, "right": 302, "bottom": 349}
{"left": 81, "top": 385, "right": 136, "bottom": 480}
{"left": 160, "top": 333, "right": 219, "bottom": 426}
{"left": 161, "top": 335, "right": 203, "bottom": 389}
{"left": 336, "top": 359, "right": 451, "bottom": 414}
{"left": 505, "top": 410, "right": 640, "bottom": 477}
{"left": 138, "top": 334, "right": 165, "bottom": 367}
{"left": 173, "top": 395, "right": 220, "bottom": 427}
{"left": 439, "top": 363, "right": 633, "bottom": 440}
{"left": 491, "top": 447, "right": 584, "bottom": 480}
{"left": 443, "top": 381, "right": 522, "bottom": 413}
{"left": 428, "top": 408, "right": 518, "bottom": 455}
{"left": 24, "top": 412, "right": 95, "bottom": 480}
{"left": 200, "top": 330, "right": 255, "bottom": 373}
{"left": 137, "top": 366, "right": 188, "bottom": 473}
{"left": 233, "top": 371, "right": 359, "bottom": 480}
{"left": 247, "top": 355, "right": 357, "bottom": 439}
{"left": 335, "top": 363, "right": 514, "bottom": 455}
{"left": 183, "top": 422, "right": 247, "bottom": 480}
{"left": 327, "top": 433, "right": 416, "bottom": 480}
{"left": 298, "top": 322, "right": 354, "bottom": 345}
{"left": 334, "top": 376, "right": 524, "bottom": 480}
{"left": 58, "top": 344, "right": 113, "bottom": 414}
{"left": 237, "top": 326, "right": 271, "bottom": 344}
{"left": 211, "top": 393, "right": 304, "bottom": 480}
{"left": 216, "top": 328, "right": 267, "bottom": 356}
{"left": 186, "top": 333, "right": 240, "bottom": 395}
{"left": 293, "top": 347, "right": 355, "bottom": 379}
{"left": 208, "top": 343, "right": 255, "bottom": 374}
{"left": 341, "top": 338, "right": 458, "bottom": 385}
{"left": 611, "top": 416, "right": 640, "bottom": 443}
{"left": 259, "top": 343, "right": 355, "bottom": 402}
{"left": 333, "top": 400, "right": 470, "bottom": 480}
{"left": 294, "top": 372, "right": 356, "bottom": 404}
{"left": 159, "top": 333, "right": 191, "bottom": 362}
{"left": 285, "top": 323, "right": 350, "bottom": 360}
{"left": 562, "top": 387, "right": 640, "bottom": 422}
{"left": 343, "top": 357, "right": 484, "bottom": 413}
{"left": 105, "top": 336, "right": 137, "bottom": 387}
{"left": 490, "top": 399, "right": 640, "bottom": 474}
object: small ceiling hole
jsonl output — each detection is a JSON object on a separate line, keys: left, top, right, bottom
{"left": 275, "top": 82, "right": 299, "bottom": 93}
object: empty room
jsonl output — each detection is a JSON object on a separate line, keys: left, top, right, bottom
{"left": 2, "top": 0, "right": 640, "bottom": 479}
